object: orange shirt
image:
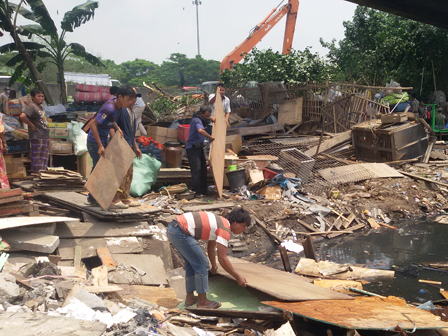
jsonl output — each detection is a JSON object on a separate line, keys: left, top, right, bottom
{"left": 176, "top": 211, "right": 231, "bottom": 247}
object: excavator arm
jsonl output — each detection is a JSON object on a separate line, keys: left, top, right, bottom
{"left": 220, "top": 0, "right": 299, "bottom": 73}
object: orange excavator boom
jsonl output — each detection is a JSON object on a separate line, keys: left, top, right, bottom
{"left": 220, "top": 0, "right": 299, "bottom": 73}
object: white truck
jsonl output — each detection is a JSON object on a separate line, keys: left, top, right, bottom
{"left": 64, "top": 72, "right": 121, "bottom": 87}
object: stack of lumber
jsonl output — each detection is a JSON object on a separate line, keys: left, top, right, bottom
{"left": 33, "top": 169, "right": 85, "bottom": 191}
{"left": 0, "top": 188, "right": 38, "bottom": 217}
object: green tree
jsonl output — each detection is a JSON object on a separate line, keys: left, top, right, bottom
{"left": 120, "top": 58, "right": 160, "bottom": 87}
{"left": 321, "top": 6, "right": 448, "bottom": 99}
{"left": 12, "top": 0, "right": 104, "bottom": 104}
{"left": 221, "top": 48, "right": 334, "bottom": 88}
{"left": 158, "top": 53, "right": 220, "bottom": 87}
{"left": 0, "top": 0, "right": 54, "bottom": 103}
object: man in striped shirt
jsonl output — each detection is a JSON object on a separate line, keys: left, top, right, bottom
{"left": 167, "top": 208, "right": 251, "bottom": 309}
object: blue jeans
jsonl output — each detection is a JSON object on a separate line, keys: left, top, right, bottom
{"left": 87, "top": 140, "right": 108, "bottom": 203}
{"left": 167, "top": 221, "right": 209, "bottom": 294}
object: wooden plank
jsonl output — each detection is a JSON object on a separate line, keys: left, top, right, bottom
{"left": 342, "top": 214, "right": 356, "bottom": 229}
{"left": 84, "top": 285, "right": 123, "bottom": 293}
{"left": 0, "top": 312, "right": 107, "bottom": 336}
{"left": 181, "top": 202, "right": 234, "bottom": 212}
{"left": 186, "top": 308, "right": 285, "bottom": 321}
{"left": 108, "top": 254, "right": 168, "bottom": 285}
{"left": 297, "top": 218, "right": 319, "bottom": 232}
{"left": 73, "top": 246, "right": 82, "bottom": 268}
{"left": 227, "top": 123, "right": 285, "bottom": 136}
{"left": 91, "top": 264, "right": 108, "bottom": 287}
{"left": 215, "top": 256, "right": 352, "bottom": 301}
{"left": 1, "top": 231, "right": 59, "bottom": 253}
{"left": 0, "top": 216, "right": 78, "bottom": 231}
{"left": 0, "top": 195, "right": 23, "bottom": 205}
{"left": 367, "top": 218, "right": 381, "bottom": 229}
{"left": 85, "top": 133, "right": 136, "bottom": 210}
{"left": 97, "top": 247, "right": 116, "bottom": 269}
{"left": 303, "top": 236, "right": 317, "bottom": 261}
{"left": 119, "top": 284, "right": 179, "bottom": 309}
{"left": 304, "top": 130, "right": 351, "bottom": 157}
{"left": 399, "top": 170, "right": 448, "bottom": 188}
{"left": 0, "top": 188, "right": 22, "bottom": 199}
{"left": 54, "top": 220, "right": 151, "bottom": 238}
{"left": 264, "top": 297, "right": 448, "bottom": 330}
{"left": 58, "top": 237, "right": 143, "bottom": 260}
{"left": 209, "top": 88, "right": 227, "bottom": 198}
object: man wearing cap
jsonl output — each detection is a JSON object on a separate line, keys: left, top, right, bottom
{"left": 0, "top": 87, "right": 10, "bottom": 113}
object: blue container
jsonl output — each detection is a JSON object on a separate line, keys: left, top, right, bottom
{"left": 390, "top": 102, "right": 411, "bottom": 112}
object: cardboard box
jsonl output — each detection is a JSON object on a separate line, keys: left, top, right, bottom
{"left": 278, "top": 97, "right": 303, "bottom": 125}
{"left": 48, "top": 122, "right": 68, "bottom": 128}
{"left": 2, "top": 115, "right": 20, "bottom": 129}
{"left": 49, "top": 127, "right": 68, "bottom": 139}
{"left": 78, "top": 151, "right": 93, "bottom": 179}
{"left": 50, "top": 141, "right": 72, "bottom": 154}
{"left": 225, "top": 134, "right": 242, "bottom": 155}
{"left": 146, "top": 126, "right": 177, "bottom": 144}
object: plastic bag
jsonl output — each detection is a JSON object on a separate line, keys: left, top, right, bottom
{"left": 130, "top": 154, "right": 161, "bottom": 197}
{"left": 70, "top": 121, "right": 87, "bottom": 156}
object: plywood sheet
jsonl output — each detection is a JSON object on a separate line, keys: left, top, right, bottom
{"left": 0, "top": 312, "right": 106, "bottom": 336}
{"left": 85, "top": 133, "right": 136, "bottom": 210}
{"left": 209, "top": 88, "right": 227, "bottom": 198}
{"left": 264, "top": 297, "right": 448, "bottom": 330}
{"left": 55, "top": 220, "right": 151, "bottom": 238}
{"left": 58, "top": 237, "right": 143, "bottom": 260}
{"left": 0, "top": 216, "right": 78, "bottom": 231}
{"left": 120, "top": 284, "right": 179, "bottom": 308}
{"left": 108, "top": 254, "right": 168, "bottom": 285}
{"left": 304, "top": 130, "right": 352, "bottom": 157}
{"left": 215, "top": 256, "right": 352, "bottom": 301}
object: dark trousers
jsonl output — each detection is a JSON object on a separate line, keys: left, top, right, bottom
{"left": 186, "top": 147, "right": 207, "bottom": 195}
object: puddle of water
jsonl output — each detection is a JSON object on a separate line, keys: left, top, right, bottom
{"left": 315, "top": 218, "right": 448, "bottom": 303}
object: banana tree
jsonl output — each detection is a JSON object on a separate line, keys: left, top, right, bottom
{"left": 13, "top": 0, "right": 104, "bottom": 104}
{"left": 0, "top": 0, "right": 54, "bottom": 104}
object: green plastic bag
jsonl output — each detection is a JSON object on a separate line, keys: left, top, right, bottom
{"left": 130, "top": 154, "right": 161, "bottom": 197}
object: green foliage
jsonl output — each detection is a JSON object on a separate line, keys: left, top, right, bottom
{"left": 321, "top": 6, "right": 448, "bottom": 99}
{"left": 220, "top": 48, "right": 334, "bottom": 88}
{"left": 149, "top": 94, "right": 202, "bottom": 115}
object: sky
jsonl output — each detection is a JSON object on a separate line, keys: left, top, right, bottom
{"left": 11, "top": 0, "right": 357, "bottom": 65}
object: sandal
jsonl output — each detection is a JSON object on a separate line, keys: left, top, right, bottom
{"left": 109, "top": 201, "right": 129, "bottom": 209}
{"left": 184, "top": 297, "right": 198, "bottom": 307}
{"left": 198, "top": 301, "right": 221, "bottom": 309}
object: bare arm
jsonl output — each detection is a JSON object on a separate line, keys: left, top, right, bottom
{"left": 208, "top": 241, "right": 218, "bottom": 273}
{"left": 198, "top": 128, "right": 215, "bottom": 142}
{"left": 225, "top": 113, "right": 230, "bottom": 128}
{"left": 134, "top": 139, "right": 142, "bottom": 158}
{"left": 19, "top": 113, "right": 35, "bottom": 131}
{"left": 217, "top": 243, "right": 247, "bottom": 287}
{"left": 0, "top": 132, "right": 7, "bottom": 152}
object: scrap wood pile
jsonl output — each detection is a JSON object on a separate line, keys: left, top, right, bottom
{"left": 143, "top": 81, "right": 203, "bottom": 123}
{"left": 0, "top": 187, "right": 38, "bottom": 218}
{"left": 33, "top": 169, "right": 85, "bottom": 191}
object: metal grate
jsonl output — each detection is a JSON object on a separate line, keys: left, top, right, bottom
{"left": 247, "top": 137, "right": 355, "bottom": 196}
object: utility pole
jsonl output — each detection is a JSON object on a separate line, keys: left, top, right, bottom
{"left": 192, "top": 0, "right": 201, "bottom": 56}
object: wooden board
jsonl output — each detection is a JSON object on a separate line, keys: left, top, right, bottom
{"left": 119, "top": 284, "right": 179, "bottom": 308}
{"left": 54, "top": 220, "right": 152, "bottom": 238}
{"left": 108, "top": 254, "right": 168, "bottom": 285}
{"left": 186, "top": 307, "right": 285, "bottom": 321}
{"left": 278, "top": 97, "right": 303, "bottom": 125}
{"left": 215, "top": 256, "right": 352, "bottom": 301}
{"left": 0, "top": 216, "right": 78, "bottom": 231}
{"left": 0, "top": 312, "right": 107, "bottom": 336}
{"left": 209, "top": 88, "right": 227, "bottom": 198}
{"left": 264, "top": 296, "right": 448, "bottom": 330}
{"left": 41, "top": 192, "right": 160, "bottom": 221}
{"left": 85, "top": 133, "right": 136, "bottom": 210}
{"left": 58, "top": 237, "right": 143, "bottom": 260}
{"left": 181, "top": 202, "right": 234, "bottom": 212}
{"left": 304, "top": 130, "right": 352, "bottom": 157}
{"left": 226, "top": 123, "right": 285, "bottom": 136}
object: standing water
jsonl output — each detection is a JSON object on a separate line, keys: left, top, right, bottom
{"left": 315, "top": 218, "right": 448, "bottom": 303}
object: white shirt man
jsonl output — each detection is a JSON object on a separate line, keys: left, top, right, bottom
{"left": 208, "top": 85, "right": 231, "bottom": 128}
